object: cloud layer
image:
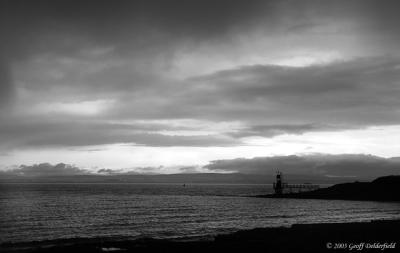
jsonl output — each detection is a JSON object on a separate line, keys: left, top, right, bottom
{"left": 0, "top": 1, "right": 400, "bottom": 168}
{"left": 205, "top": 154, "right": 400, "bottom": 178}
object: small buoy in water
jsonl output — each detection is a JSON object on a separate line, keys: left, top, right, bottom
{"left": 183, "top": 183, "right": 186, "bottom": 187}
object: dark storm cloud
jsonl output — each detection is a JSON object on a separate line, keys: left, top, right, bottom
{"left": 0, "top": 0, "right": 270, "bottom": 58}
{"left": 1, "top": 0, "right": 400, "bottom": 150}
{"left": 1, "top": 0, "right": 400, "bottom": 78}
{"left": 186, "top": 57, "right": 400, "bottom": 126}
{"left": 0, "top": 0, "right": 272, "bottom": 105}
{"left": 2, "top": 0, "right": 400, "bottom": 53}
{"left": 204, "top": 154, "right": 400, "bottom": 178}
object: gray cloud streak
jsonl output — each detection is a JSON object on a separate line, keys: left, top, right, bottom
{"left": 0, "top": 119, "right": 239, "bottom": 148}
{"left": 205, "top": 154, "right": 400, "bottom": 178}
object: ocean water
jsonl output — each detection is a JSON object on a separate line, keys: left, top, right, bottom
{"left": 1, "top": 183, "right": 400, "bottom": 244}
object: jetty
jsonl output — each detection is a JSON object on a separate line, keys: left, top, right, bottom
{"left": 259, "top": 174, "right": 400, "bottom": 202}
{"left": 273, "top": 171, "right": 319, "bottom": 195}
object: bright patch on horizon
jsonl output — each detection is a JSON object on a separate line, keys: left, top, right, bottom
{"left": 34, "top": 99, "right": 114, "bottom": 116}
{"left": 273, "top": 55, "right": 339, "bottom": 67}
{"left": 241, "top": 125, "right": 400, "bottom": 157}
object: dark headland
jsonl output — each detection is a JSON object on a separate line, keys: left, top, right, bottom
{"left": 1, "top": 219, "right": 399, "bottom": 253}
{"left": 257, "top": 175, "right": 400, "bottom": 202}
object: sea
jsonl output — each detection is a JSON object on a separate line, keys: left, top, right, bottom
{"left": 1, "top": 183, "right": 400, "bottom": 244}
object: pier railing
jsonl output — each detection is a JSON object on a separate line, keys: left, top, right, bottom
{"left": 273, "top": 182, "right": 319, "bottom": 193}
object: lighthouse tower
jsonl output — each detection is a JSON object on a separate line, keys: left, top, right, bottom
{"left": 273, "top": 171, "right": 283, "bottom": 195}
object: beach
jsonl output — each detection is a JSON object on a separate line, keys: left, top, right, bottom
{"left": 1, "top": 219, "right": 398, "bottom": 253}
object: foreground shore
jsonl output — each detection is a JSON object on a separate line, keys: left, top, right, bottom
{"left": 1, "top": 219, "right": 399, "bottom": 253}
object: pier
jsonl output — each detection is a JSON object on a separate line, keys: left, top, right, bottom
{"left": 273, "top": 172, "right": 319, "bottom": 195}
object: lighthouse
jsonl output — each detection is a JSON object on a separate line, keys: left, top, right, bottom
{"left": 273, "top": 171, "right": 283, "bottom": 195}
{"left": 272, "top": 171, "right": 320, "bottom": 195}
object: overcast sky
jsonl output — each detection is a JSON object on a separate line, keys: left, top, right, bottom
{"left": 1, "top": 0, "right": 400, "bottom": 173}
